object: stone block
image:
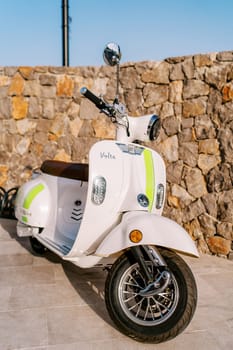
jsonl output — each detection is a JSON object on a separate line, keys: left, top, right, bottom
{"left": 69, "top": 117, "right": 83, "bottom": 138}
{"left": 222, "top": 82, "right": 233, "bottom": 102}
{"left": 28, "top": 97, "right": 41, "bottom": 118}
{"left": 216, "top": 51, "right": 233, "bottom": 61}
{"left": 205, "top": 65, "right": 228, "bottom": 90}
{"left": 124, "top": 89, "right": 143, "bottom": 114}
{"left": 195, "top": 115, "right": 216, "bottom": 139}
{"left": 56, "top": 75, "right": 74, "bottom": 97}
{"left": 194, "top": 54, "right": 214, "bottom": 67}
{"left": 183, "top": 97, "right": 207, "bottom": 117}
{"left": 171, "top": 183, "right": 194, "bottom": 207}
{"left": 202, "top": 192, "right": 218, "bottom": 217}
{"left": 183, "top": 79, "right": 209, "bottom": 99}
{"left": 169, "top": 80, "right": 183, "bottom": 103}
{"left": 18, "top": 66, "right": 34, "bottom": 79}
{"left": 144, "top": 84, "right": 169, "bottom": 107}
{"left": 121, "top": 66, "right": 143, "bottom": 88}
{"left": 39, "top": 74, "right": 56, "bottom": 86}
{"left": 198, "top": 139, "right": 220, "bottom": 155}
{"left": 218, "top": 190, "right": 233, "bottom": 223}
{"left": 0, "top": 97, "right": 11, "bottom": 118}
{"left": 199, "top": 213, "right": 216, "bottom": 237}
{"left": 198, "top": 154, "right": 221, "bottom": 174}
{"left": 16, "top": 137, "right": 31, "bottom": 155}
{"left": 169, "top": 62, "right": 184, "bottom": 80}
{"left": 207, "top": 167, "right": 225, "bottom": 193}
{"left": 218, "top": 127, "right": 233, "bottom": 162}
{"left": 8, "top": 73, "right": 24, "bottom": 96}
{"left": 182, "top": 57, "right": 195, "bottom": 79}
{"left": 16, "top": 119, "right": 37, "bottom": 135}
{"left": 179, "top": 142, "right": 198, "bottom": 167}
{"left": 12, "top": 96, "right": 28, "bottom": 120}
{"left": 217, "top": 222, "right": 233, "bottom": 240}
{"left": 197, "top": 237, "right": 210, "bottom": 254}
{"left": 160, "top": 101, "right": 174, "bottom": 118}
{"left": 163, "top": 115, "right": 180, "bottom": 136}
{"left": 141, "top": 61, "right": 170, "bottom": 84}
{"left": 207, "top": 236, "right": 231, "bottom": 255}
{"left": 0, "top": 76, "right": 9, "bottom": 86}
{"left": 41, "top": 99, "right": 54, "bottom": 119}
{"left": 92, "top": 116, "right": 115, "bottom": 139}
{"left": 166, "top": 160, "right": 183, "bottom": 184}
{"left": 184, "top": 218, "right": 203, "bottom": 240}
{"left": 185, "top": 167, "right": 207, "bottom": 198}
{"left": 0, "top": 165, "right": 8, "bottom": 187}
{"left": 159, "top": 135, "right": 179, "bottom": 162}
{"left": 183, "top": 198, "right": 206, "bottom": 223}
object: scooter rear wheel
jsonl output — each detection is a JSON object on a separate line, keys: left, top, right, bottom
{"left": 105, "top": 247, "right": 197, "bottom": 343}
{"left": 29, "top": 237, "right": 46, "bottom": 255}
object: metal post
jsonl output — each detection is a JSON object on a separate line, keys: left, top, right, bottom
{"left": 62, "top": 0, "right": 69, "bottom": 66}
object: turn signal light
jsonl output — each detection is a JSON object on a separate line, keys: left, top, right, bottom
{"left": 129, "top": 229, "right": 143, "bottom": 243}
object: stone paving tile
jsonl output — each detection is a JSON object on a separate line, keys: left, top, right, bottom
{"left": 0, "top": 308, "right": 47, "bottom": 350}
{"left": 0, "top": 264, "right": 56, "bottom": 287}
{"left": 0, "top": 286, "right": 12, "bottom": 312}
{"left": 47, "top": 305, "right": 116, "bottom": 345}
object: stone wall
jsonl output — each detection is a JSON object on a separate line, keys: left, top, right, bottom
{"left": 0, "top": 51, "right": 233, "bottom": 258}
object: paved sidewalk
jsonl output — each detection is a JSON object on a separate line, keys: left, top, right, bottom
{"left": 0, "top": 218, "right": 232, "bottom": 350}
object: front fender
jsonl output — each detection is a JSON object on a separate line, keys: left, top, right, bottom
{"left": 96, "top": 211, "right": 199, "bottom": 258}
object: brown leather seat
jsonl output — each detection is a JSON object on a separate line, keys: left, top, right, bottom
{"left": 41, "top": 160, "right": 89, "bottom": 182}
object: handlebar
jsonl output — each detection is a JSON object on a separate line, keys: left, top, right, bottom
{"left": 80, "top": 87, "right": 107, "bottom": 110}
{"left": 80, "top": 87, "right": 129, "bottom": 134}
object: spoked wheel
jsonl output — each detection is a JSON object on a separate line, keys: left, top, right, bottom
{"left": 105, "top": 247, "right": 197, "bottom": 343}
{"left": 29, "top": 237, "right": 46, "bottom": 255}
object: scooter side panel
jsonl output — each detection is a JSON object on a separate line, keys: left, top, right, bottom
{"left": 15, "top": 177, "right": 51, "bottom": 227}
{"left": 66, "top": 141, "right": 127, "bottom": 257}
{"left": 95, "top": 211, "right": 199, "bottom": 258}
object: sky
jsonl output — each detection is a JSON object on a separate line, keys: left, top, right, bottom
{"left": 0, "top": 0, "right": 232, "bottom": 67}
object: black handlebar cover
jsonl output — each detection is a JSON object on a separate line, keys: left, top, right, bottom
{"left": 80, "top": 87, "right": 106, "bottom": 110}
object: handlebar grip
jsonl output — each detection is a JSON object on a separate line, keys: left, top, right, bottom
{"left": 80, "top": 87, "right": 106, "bottom": 110}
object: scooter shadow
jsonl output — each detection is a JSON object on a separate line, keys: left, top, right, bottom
{"left": 1, "top": 218, "right": 113, "bottom": 325}
{"left": 61, "top": 259, "right": 112, "bottom": 325}
{"left": 0, "top": 218, "right": 62, "bottom": 264}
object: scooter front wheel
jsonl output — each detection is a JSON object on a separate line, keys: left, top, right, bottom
{"left": 105, "top": 247, "right": 197, "bottom": 343}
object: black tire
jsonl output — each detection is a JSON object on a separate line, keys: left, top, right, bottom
{"left": 29, "top": 237, "right": 46, "bottom": 255}
{"left": 105, "top": 247, "right": 197, "bottom": 343}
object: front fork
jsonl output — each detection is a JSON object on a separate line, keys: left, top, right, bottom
{"left": 130, "top": 245, "right": 171, "bottom": 296}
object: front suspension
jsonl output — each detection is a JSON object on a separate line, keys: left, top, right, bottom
{"left": 130, "top": 245, "right": 171, "bottom": 296}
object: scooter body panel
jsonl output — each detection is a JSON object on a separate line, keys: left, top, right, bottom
{"left": 15, "top": 177, "right": 51, "bottom": 228}
{"left": 95, "top": 211, "right": 199, "bottom": 258}
{"left": 64, "top": 140, "right": 166, "bottom": 257}
{"left": 15, "top": 172, "right": 88, "bottom": 254}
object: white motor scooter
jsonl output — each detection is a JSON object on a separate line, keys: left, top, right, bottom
{"left": 15, "top": 43, "right": 199, "bottom": 343}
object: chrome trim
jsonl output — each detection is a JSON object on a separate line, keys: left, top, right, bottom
{"left": 156, "top": 183, "right": 165, "bottom": 209}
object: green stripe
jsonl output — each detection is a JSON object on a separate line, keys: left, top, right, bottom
{"left": 23, "top": 183, "right": 45, "bottom": 210}
{"left": 143, "top": 149, "right": 155, "bottom": 212}
{"left": 22, "top": 216, "right": 28, "bottom": 223}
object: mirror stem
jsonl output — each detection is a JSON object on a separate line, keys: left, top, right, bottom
{"left": 115, "top": 63, "right": 120, "bottom": 103}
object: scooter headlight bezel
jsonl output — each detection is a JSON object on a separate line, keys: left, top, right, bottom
{"left": 147, "top": 115, "right": 161, "bottom": 141}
